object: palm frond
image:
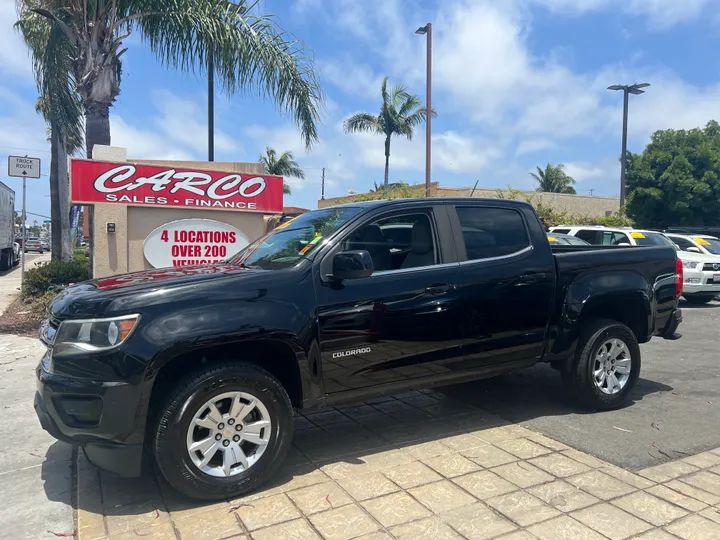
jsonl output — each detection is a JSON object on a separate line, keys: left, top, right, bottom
{"left": 343, "top": 112, "right": 382, "bottom": 135}
{"left": 133, "top": 0, "right": 324, "bottom": 148}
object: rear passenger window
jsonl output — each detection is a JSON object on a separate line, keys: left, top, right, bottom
{"left": 456, "top": 207, "right": 530, "bottom": 260}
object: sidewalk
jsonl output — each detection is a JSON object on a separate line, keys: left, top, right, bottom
{"left": 77, "top": 391, "right": 720, "bottom": 540}
{"left": 0, "top": 252, "right": 50, "bottom": 316}
{"left": 0, "top": 333, "right": 73, "bottom": 540}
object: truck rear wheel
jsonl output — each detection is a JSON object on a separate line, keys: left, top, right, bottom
{"left": 152, "top": 362, "right": 294, "bottom": 500}
{"left": 562, "top": 319, "right": 640, "bottom": 411}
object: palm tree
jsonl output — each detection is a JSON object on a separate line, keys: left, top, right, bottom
{"left": 17, "top": 0, "right": 323, "bottom": 273}
{"left": 530, "top": 163, "right": 577, "bottom": 194}
{"left": 343, "top": 77, "right": 434, "bottom": 190}
{"left": 16, "top": 11, "right": 83, "bottom": 261}
{"left": 259, "top": 146, "right": 304, "bottom": 195}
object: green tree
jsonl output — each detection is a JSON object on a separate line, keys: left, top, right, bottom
{"left": 15, "top": 11, "right": 84, "bottom": 261}
{"left": 18, "top": 0, "right": 323, "bottom": 273}
{"left": 343, "top": 77, "right": 435, "bottom": 190}
{"left": 530, "top": 163, "right": 577, "bottom": 194}
{"left": 625, "top": 121, "right": 720, "bottom": 227}
{"left": 259, "top": 146, "right": 304, "bottom": 195}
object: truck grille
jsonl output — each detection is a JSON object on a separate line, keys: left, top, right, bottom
{"left": 703, "top": 263, "right": 720, "bottom": 271}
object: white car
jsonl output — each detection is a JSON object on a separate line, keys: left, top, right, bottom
{"left": 664, "top": 234, "right": 720, "bottom": 304}
{"left": 548, "top": 226, "right": 671, "bottom": 247}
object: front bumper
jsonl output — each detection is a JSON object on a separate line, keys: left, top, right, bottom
{"left": 34, "top": 354, "right": 144, "bottom": 477}
{"left": 682, "top": 269, "right": 720, "bottom": 295}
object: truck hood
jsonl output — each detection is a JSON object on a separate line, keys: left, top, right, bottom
{"left": 48, "top": 263, "right": 262, "bottom": 319}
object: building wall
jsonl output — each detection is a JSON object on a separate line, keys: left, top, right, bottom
{"left": 126, "top": 207, "right": 264, "bottom": 271}
{"left": 318, "top": 184, "right": 620, "bottom": 217}
{"left": 88, "top": 145, "right": 268, "bottom": 278}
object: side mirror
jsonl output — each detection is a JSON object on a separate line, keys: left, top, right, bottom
{"left": 617, "top": 242, "right": 631, "bottom": 247}
{"left": 332, "top": 250, "right": 374, "bottom": 280}
{"left": 687, "top": 246, "right": 702, "bottom": 253}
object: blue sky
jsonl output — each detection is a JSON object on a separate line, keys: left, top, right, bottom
{"left": 2, "top": 0, "right": 720, "bottom": 221}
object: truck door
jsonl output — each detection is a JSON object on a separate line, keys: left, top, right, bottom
{"left": 451, "top": 204, "right": 556, "bottom": 368}
{"left": 315, "top": 206, "right": 464, "bottom": 393}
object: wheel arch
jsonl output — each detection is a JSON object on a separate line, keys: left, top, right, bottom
{"left": 147, "top": 338, "right": 308, "bottom": 423}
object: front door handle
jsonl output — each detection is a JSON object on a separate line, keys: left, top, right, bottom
{"left": 517, "top": 273, "right": 546, "bottom": 285}
{"left": 424, "top": 284, "right": 454, "bottom": 295}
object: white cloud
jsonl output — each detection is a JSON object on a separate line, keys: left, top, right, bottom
{"left": 516, "top": 138, "right": 558, "bottom": 156}
{"left": 529, "top": 0, "right": 712, "bottom": 29}
{"left": 111, "top": 116, "right": 194, "bottom": 161}
{"left": 319, "top": 58, "right": 385, "bottom": 100}
{"left": 151, "top": 90, "right": 238, "bottom": 154}
{"left": 0, "top": 0, "right": 34, "bottom": 84}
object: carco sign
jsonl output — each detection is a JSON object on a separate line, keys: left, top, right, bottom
{"left": 70, "top": 159, "right": 283, "bottom": 213}
{"left": 143, "top": 218, "right": 249, "bottom": 268}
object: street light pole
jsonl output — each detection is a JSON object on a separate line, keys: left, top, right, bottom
{"left": 608, "top": 82, "right": 650, "bottom": 207}
{"left": 416, "top": 23, "right": 432, "bottom": 197}
{"left": 207, "top": 4, "right": 247, "bottom": 162}
{"left": 208, "top": 51, "right": 214, "bottom": 162}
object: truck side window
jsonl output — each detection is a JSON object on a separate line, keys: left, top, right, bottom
{"left": 456, "top": 207, "right": 529, "bottom": 260}
{"left": 348, "top": 213, "right": 437, "bottom": 271}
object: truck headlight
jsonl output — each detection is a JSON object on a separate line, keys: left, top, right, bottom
{"left": 54, "top": 314, "right": 140, "bottom": 353}
{"left": 682, "top": 260, "right": 698, "bottom": 269}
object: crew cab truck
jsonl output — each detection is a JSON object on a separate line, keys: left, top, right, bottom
{"left": 34, "top": 198, "right": 683, "bottom": 500}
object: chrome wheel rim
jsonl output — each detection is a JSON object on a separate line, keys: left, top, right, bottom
{"left": 186, "top": 391, "right": 272, "bottom": 477}
{"left": 593, "top": 338, "right": 632, "bottom": 395}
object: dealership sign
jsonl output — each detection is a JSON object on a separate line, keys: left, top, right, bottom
{"left": 70, "top": 159, "right": 283, "bottom": 212}
{"left": 143, "top": 218, "right": 249, "bottom": 268}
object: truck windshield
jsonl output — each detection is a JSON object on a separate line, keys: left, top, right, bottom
{"left": 228, "top": 207, "right": 364, "bottom": 270}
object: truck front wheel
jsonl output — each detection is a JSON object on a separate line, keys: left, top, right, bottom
{"left": 152, "top": 362, "right": 294, "bottom": 500}
{"left": 562, "top": 319, "right": 640, "bottom": 411}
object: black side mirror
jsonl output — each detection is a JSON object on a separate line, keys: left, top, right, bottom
{"left": 332, "top": 250, "right": 374, "bottom": 280}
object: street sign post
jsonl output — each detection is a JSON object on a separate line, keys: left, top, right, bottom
{"left": 8, "top": 156, "right": 41, "bottom": 179}
{"left": 8, "top": 156, "right": 42, "bottom": 292}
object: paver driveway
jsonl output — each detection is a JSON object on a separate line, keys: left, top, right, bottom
{"left": 77, "top": 391, "right": 720, "bottom": 540}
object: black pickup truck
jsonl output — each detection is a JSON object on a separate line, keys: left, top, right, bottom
{"left": 34, "top": 198, "right": 682, "bottom": 500}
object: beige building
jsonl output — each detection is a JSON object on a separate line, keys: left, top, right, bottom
{"left": 319, "top": 183, "right": 620, "bottom": 218}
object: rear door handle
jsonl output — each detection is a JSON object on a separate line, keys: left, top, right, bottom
{"left": 424, "top": 284, "right": 454, "bottom": 295}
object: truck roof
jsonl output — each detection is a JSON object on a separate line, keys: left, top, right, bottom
{"left": 325, "top": 197, "right": 533, "bottom": 210}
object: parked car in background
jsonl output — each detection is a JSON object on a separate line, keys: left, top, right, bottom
{"left": 40, "top": 239, "right": 49, "bottom": 251}
{"left": 547, "top": 233, "right": 590, "bottom": 246}
{"left": 665, "top": 233, "right": 720, "bottom": 304}
{"left": 36, "top": 198, "right": 682, "bottom": 500}
{"left": 549, "top": 226, "right": 671, "bottom": 247}
{"left": 24, "top": 238, "right": 44, "bottom": 253}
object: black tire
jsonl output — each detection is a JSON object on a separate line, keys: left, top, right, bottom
{"left": 0, "top": 252, "right": 8, "bottom": 271}
{"left": 152, "top": 362, "right": 294, "bottom": 501}
{"left": 683, "top": 295, "right": 715, "bottom": 305}
{"left": 562, "top": 319, "right": 640, "bottom": 411}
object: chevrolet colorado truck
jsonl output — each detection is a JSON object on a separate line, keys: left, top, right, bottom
{"left": 34, "top": 198, "right": 683, "bottom": 500}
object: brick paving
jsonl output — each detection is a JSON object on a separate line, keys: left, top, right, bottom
{"left": 77, "top": 390, "right": 720, "bottom": 540}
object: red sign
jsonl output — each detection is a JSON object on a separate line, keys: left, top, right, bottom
{"left": 70, "top": 159, "right": 283, "bottom": 212}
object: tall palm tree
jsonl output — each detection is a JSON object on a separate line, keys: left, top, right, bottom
{"left": 531, "top": 163, "right": 577, "bottom": 194}
{"left": 16, "top": 11, "right": 83, "bottom": 261}
{"left": 343, "top": 77, "right": 434, "bottom": 190}
{"left": 17, "top": 0, "right": 323, "bottom": 273}
{"left": 259, "top": 146, "right": 304, "bottom": 195}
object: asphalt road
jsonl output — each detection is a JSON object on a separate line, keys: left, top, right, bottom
{"left": 444, "top": 298, "right": 720, "bottom": 471}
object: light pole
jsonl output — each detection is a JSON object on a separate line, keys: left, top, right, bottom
{"left": 608, "top": 82, "right": 650, "bottom": 207}
{"left": 416, "top": 23, "right": 432, "bottom": 197}
{"left": 208, "top": 4, "right": 247, "bottom": 161}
